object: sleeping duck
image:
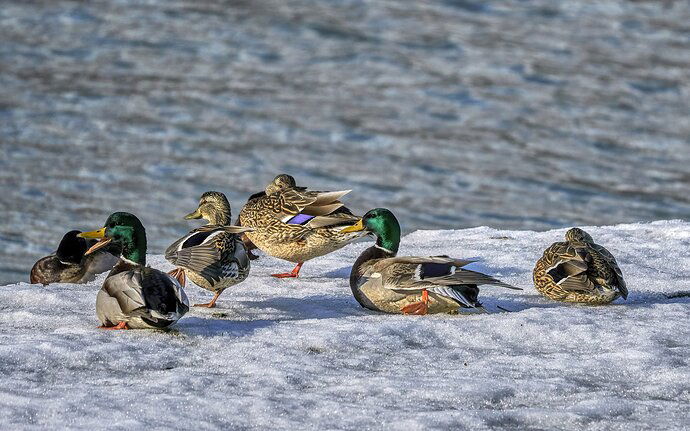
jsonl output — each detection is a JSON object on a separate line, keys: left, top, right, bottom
{"left": 238, "top": 174, "right": 366, "bottom": 278}
{"left": 79, "top": 212, "right": 189, "bottom": 329}
{"left": 165, "top": 191, "right": 253, "bottom": 308}
{"left": 533, "top": 228, "right": 627, "bottom": 304}
{"left": 341, "top": 208, "right": 519, "bottom": 315}
{"left": 30, "top": 230, "right": 120, "bottom": 285}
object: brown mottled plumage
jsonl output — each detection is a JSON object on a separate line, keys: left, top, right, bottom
{"left": 533, "top": 228, "right": 628, "bottom": 304}
{"left": 165, "top": 191, "right": 252, "bottom": 308}
{"left": 237, "top": 175, "right": 365, "bottom": 278}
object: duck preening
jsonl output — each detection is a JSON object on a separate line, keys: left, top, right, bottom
{"left": 533, "top": 228, "right": 627, "bottom": 304}
{"left": 79, "top": 212, "right": 189, "bottom": 329}
{"left": 238, "top": 174, "right": 366, "bottom": 278}
{"left": 165, "top": 191, "right": 253, "bottom": 308}
{"left": 342, "top": 208, "right": 519, "bottom": 315}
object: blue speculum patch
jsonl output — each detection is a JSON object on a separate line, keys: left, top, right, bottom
{"left": 286, "top": 214, "right": 315, "bottom": 225}
{"left": 420, "top": 263, "right": 453, "bottom": 278}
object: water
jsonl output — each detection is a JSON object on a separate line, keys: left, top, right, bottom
{"left": 1, "top": 0, "right": 688, "bottom": 285}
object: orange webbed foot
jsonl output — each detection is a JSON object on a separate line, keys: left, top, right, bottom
{"left": 99, "top": 321, "right": 129, "bottom": 330}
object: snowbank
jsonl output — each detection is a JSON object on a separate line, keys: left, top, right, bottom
{"left": 1, "top": 221, "right": 688, "bottom": 429}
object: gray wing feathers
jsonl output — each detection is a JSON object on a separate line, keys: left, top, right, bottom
{"left": 103, "top": 273, "right": 146, "bottom": 315}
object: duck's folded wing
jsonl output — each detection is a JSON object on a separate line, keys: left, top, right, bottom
{"left": 369, "top": 256, "right": 516, "bottom": 290}
{"left": 102, "top": 272, "right": 147, "bottom": 315}
{"left": 590, "top": 243, "right": 627, "bottom": 296}
{"left": 545, "top": 245, "right": 597, "bottom": 293}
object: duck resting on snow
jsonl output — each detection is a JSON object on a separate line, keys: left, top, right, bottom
{"left": 30, "top": 230, "right": 120, "bottom": 285}
{"left": 165, "top": 191, "right": 253, "bottom": 308}
{"left": 238, "top": 174, "right": 366, "bottom": 278}
{"left": 341, "top": 208, "right": 519, "bottom": 315}
{"left": 79, "top": 212, "right": 189, "bottom": 329}
{"left": 533, "top": 228, "right": 627, "bottom": 304}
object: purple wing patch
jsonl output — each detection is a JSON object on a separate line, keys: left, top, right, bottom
{"left": 286, "top": 214, "right": 315, "bottom": 225}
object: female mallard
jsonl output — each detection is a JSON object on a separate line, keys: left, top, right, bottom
{"left": 533, "top": 228, "right": 627, "bottom": 304}
{"left": 30, "top": 230, "right": 120, "bottom": 285}
{"left": 79, "top": 212, "right": 189, "bottom": 329}
{"left": 341, "top": 208, "right": 518, "bottom": 315}
{"left": 165, "top": 191, "right": 253, "bottom": 308}
{"left": 238, "top": 174, "right": 366, "bottom": 278}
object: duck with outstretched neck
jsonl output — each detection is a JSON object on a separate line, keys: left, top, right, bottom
{"left": 79, "top": 212, "right": 189, "bottom": 329}
{"left": 341, "top": 208, "right": 520, "bottom": 315}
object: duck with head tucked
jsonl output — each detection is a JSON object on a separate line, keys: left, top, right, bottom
{"left": 165, "top": 191, "right": 253, "bottom": 308}
{"left": 533, "top": 227, "right": 627, "bottom": 304}
{"left": 30, "top": 230, "right": 120, "bottom": 285}
{"left": 79, "top": 212, "right": 189, "bottom": 329}
{"left": 341, "top": 208, "right": 519, "bottom": 315}
{"left": 238, "top": 174, "right": 366, "bottom": 278}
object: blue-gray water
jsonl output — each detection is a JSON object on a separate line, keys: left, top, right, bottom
{"left": 1, "top": 0, "right": 689, "bottom": 285}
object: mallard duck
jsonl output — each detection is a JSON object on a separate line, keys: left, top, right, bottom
{"left": 238, "top": 174, "right": 366, "bottom": 278}
{"left": 30, "top": 230, "right": 120, "bottom": 285}
{"left": 165, "top": 191, "right": 253, "bottom": 308}
{"left": 341, "top": 208, "right": 519, "bottom": 315}
{"left": 79, "top": 212, "right": 189, "bottom": 329}
{"left": 533, "top": 228, "right": 627, "bottom": 304}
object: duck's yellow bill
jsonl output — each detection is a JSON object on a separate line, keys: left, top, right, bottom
{"left": 184, "top": 208, "right": 202, "bottom": 220}
{"left": 78, "top": 228, "right": 112, "bottom": 255}
{"left": 341, "top": 219, "right": 365, "bottom": 233}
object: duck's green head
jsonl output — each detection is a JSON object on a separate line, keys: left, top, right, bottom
{"left": 79, "top": 212, "right": 147, "bottom": 265}
{"left": 184, "top": 191, "right": 231, "bottom": 225}
{"left": 341, "top": 208, "right": 400, "bottom": 254}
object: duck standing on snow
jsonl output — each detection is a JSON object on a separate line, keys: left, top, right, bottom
{"left": 341, "top": 208, "right": 519, "bottom": 315}
{"left": 237, "top": 174, "right": 366, "bottom": 278}
{"left": 533, "top": 228, "right": 627, "bottom": 304}
{"left": 165, "top": 191, "right": 253, "bottom": 308}
{"left": 30, "top": 230, "right": 120, "bottom": 285}
{"left": 79, "top": 212, "right": 189, "bottom": 329}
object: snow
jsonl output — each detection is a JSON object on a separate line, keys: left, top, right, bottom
{"left": 1, "top": 220, "right": 689, "bottom": 429}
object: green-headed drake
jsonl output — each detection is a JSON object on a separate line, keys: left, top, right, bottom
{"left": 341, "top": 208, "right": 519, "bottom": 315}
{"left": 238, "top": 174, "right": 366, "bottom": 278}
{"left": 30, "top": 230, "right": 120, "bottom": 285}
{"left": 165, "top": 191, "right": 253, "bottom": 308}
{"left": 533, "top": 228, "right": 627, "bottom": 304}
{"left": 79, "top": 212, "right": 189, "bottom": 330}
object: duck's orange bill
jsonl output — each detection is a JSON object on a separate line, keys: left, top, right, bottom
{"left": 78, "top": 228, "right": 112, "bottom": 255}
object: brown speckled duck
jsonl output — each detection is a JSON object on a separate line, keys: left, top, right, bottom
{"left": 533, "top": 228, "right": 628, "bottom": 304}
{"left": 165, "top": 191, "right": 252, "bottom": 308}
{"left": 237, "top": 174, "right": 365, "bottom": 278}
{"left": 342, "top": 208, "right": 519, "bottom": 315}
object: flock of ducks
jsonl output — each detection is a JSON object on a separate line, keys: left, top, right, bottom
{"left": 29, "top": 174, "right": 628, "bottom": 330}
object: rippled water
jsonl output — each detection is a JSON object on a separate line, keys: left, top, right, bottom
{"left": 1, "top": 0, "right": 689, "bottom": 284}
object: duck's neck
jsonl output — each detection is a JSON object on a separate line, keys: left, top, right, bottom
{"left": 207, "top": 207, "right": 232, "bottom": 226}
{"left": 349, "top": 245, "right": 396, "bottom": 310}
{"left": 115, "top": 230, "right": 147, "bottom": 270}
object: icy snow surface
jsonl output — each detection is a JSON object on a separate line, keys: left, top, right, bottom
{"left": 1, "top": 221, "right": 689, "bottom": 430}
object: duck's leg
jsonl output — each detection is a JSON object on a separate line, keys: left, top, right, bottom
{"left": 99, "top": 321, "right": 129, "bottom": 330}
{"left": 194, "top": 291, "right": 223, "bottom": 308}
{"left": 168, "top": 268, "right": 186, "bottom": 287}
{"left": 401, "top": 290, "right": 429, "bottom": 315}
{"left": 271, "top": 262, "right": 304, "bottom": 279}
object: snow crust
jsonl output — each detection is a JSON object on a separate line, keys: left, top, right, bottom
{"left": 1, "top": 221, "right": 688, "bottom": 430}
